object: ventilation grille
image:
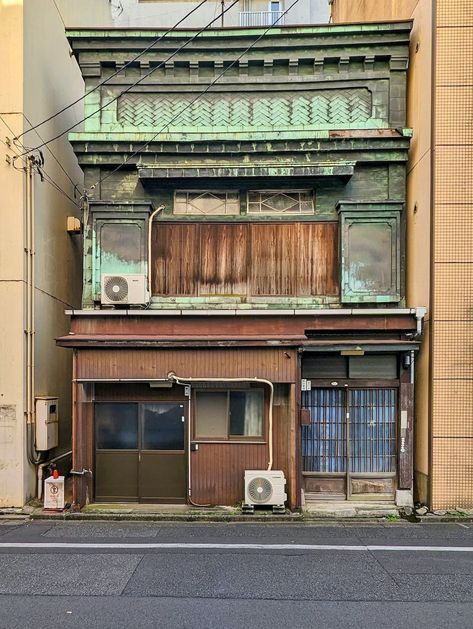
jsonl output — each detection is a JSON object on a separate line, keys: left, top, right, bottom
{"left": 247, "top": 476, "right": 274, "bottom": 503}
{"left": 104, "top": 276, "right": 129, "bottom": 302}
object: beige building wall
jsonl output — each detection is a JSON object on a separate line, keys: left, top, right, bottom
{"left": 330, "top": 0, "right": 419, "bottom": 23}
{"left": 0, "top": 0, "right": 111, "bottom": 507}
{"left": 431, "top": 0, "right": 473, "bottom": 509}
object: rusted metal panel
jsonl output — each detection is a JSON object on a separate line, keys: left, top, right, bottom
{"left": 77, "top": 348, "right": 298, "bottom": 382}
{"left": 69, "top": 314, "right": 418, "bottom": 335}
{"left": 191, "top": 442, "right": 267, "bottom": 505}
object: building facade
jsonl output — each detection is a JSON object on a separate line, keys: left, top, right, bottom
{"left": 0, "top": 0, "right": 112, "bottom": 508}
{"left": 331, "top": 0, "right": 473, "bottom": 511}
{"left": 59, "top": 23, "right": 424, "bottom": 510}
{"left": 113, "top": 0, "right": 329, "bottom": 28}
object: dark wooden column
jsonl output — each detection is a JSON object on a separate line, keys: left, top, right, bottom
{"left": 398, "top": 362, "right": 414, "bottom": 490}
{"left": 72, "top": 351, "right": 94, "bottom": 508}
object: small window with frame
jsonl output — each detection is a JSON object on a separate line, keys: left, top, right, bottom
{"left": 174, "top": 191, "right": 240, "bottom": 216}
{"left": 195, "top": 389, "right": 264, "bottom": 439}
{"left": 247, "top": 190, "right": 314, "bottom": 215}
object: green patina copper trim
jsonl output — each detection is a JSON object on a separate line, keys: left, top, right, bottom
{"left": 138, "top": 163, "right": 356, "bottom": 180}
{"left": 66, "top": 22, "right": 412, "bottom": 41}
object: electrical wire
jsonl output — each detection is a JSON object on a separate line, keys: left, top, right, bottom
{"left": 17, "top": 0, "right": 241, "bottom": 156}
{"left": 94, "top": 0, "right": 300, "bottom": 191}
{"left": 15, "top": 0, "right": 209, "bottom": 142}
{"left": 15, "top": 0, "right": 215, "bottom": 142}
{"left": 3, "top": 112, "right": 81, "bottom": 195}
{"left": 0, "top": 116, "right": 81, "bottom": 208}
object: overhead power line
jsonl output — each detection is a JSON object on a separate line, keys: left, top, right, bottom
{"left": 15, "top": 0, "right": 209, "bottom": 142}
{"left": 0, "top": 115, "right": 81, "bottom": 207}
{"left": 19, "top": 0, "right": 237, "bottom": 155}
{"left": 18, "top": 0, "right": 239, "bottom": 156}
{"left": 94, "top": 0, "right": 301, "bottom": 191}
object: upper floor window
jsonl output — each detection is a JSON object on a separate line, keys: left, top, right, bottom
{"left": 174, "top": 191, "right": 240, "bottom": 216}
{"left": 247, "top": 190, "right": 314, "bottom": 215}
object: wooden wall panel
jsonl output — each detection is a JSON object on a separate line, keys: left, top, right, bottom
{"left": 298, "top": 223, "right": 339, "bottom": 295}
{"left": 200, "top": 224, "right": 248, "bottom": 295}
{"left": 152, "top": 224, "right": 199, "bottom": 295}
{"left": 151, "top": 222, "right": 339, "bottom": 298}
{"left": 191, "top": 443, "right": 267, "bottom": 505}
{"left": 78, "top": 348, "right": 298, "bottom": 382}
{"left": 251, "top": 224, "right": 297, "bottom": 295}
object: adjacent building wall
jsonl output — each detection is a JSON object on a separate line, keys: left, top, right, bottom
{"left": 331, "top": 0, "right": 432, "bottom": 505}
{"left": 332, "top": 0, "right": 473, "bottom": 509}
{"left": 431, "top": 1, "right": 473, "bottom": 509}
{"left": 0, "top": 0, "right": 111, "bottom": 507}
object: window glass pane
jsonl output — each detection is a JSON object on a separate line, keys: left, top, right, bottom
{"left": 100, "top": 222, "right": 143, "bottom": 274}
{"left": 195, "top": 392, "right": 228, "bottom": 438}
{"left": 347, "top": 221, "right": 393, "bottom": 293}
{"left": 142, "top": 403, "right": 185, "bottom": 450}
{"left": 174, "top": 191, "right": 240, "bottom": 215}
{"left": 247, "top": 190, "right": 314, "bottom": 215}
{"left": 95, "top": 403, "right": 138, "bottom": 449}
{"left": 229, "top": 390, "right": 264, "bottom": 437}
{"left": 302, "top": 355, "right": 348, "bottom": 379}
{"left": 349, "top": 355, "right": 398, "bottom": 379}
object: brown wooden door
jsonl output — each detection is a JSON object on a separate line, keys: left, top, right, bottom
{"left": 139, "top": 402, "right": 187, "bottom": 503}
{"left": 95, "top": 402, "right": 187, "bottom": 503}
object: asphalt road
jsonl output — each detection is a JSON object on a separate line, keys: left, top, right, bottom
{"left": 1, "top": 520, "right": 473, "bottom": 629}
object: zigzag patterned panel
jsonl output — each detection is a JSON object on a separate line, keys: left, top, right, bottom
{"left": 116, "top": 89, "right": 372, "bottom": 130}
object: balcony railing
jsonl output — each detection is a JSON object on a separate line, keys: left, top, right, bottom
{"left": 239, "top": 10, "right": 285, "bottom": 27}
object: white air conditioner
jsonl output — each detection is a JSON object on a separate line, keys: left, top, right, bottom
{"left": 244, "top": 470, "right": 287, "bottom": 513}
{"left": 101, "top": 274, "right": 149, "bottom": 306}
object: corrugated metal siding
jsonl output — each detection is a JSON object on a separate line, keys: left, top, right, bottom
{"left": 77, "top": 348, "right": 298, "bottom": 382}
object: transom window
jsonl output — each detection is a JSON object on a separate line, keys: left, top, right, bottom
{"left": 174, "top": 191, "right": 240, "bottom": 215}
{"left": 195, "top": 389, "right": 264, "bottom": 439}
{"left": 247, "top": 190, "right": 314, "bottom": 215}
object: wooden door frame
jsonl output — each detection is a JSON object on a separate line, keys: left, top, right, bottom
{"left": 301, "top": 384, "right": 400, "bottom": 502}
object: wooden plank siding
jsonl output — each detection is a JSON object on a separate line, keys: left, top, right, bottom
{"left": 151, "top": 222, "right": 339, "bottom": 298}
{"left": 77, "top": 348, "right": 298, "bottom": 382}
{"left": 191, "top": 443, "right": 268, "bottom": 506}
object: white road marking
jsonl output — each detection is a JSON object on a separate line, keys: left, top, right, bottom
{"left": 0, "top": 542, "right": 472, "bottom": 552}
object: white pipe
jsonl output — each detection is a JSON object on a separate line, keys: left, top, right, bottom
{"left": 147, "top": 205, "right": 165, "bottom": 297}
{"left": 37, "top": 450, "right": 73, "bottom": 501}
{"left": 167, "top": 373, "right": 275, "bottom": 473}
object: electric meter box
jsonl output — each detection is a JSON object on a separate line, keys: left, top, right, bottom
{"left": 35, "top": 397, "right": 59, "bottom": 451}
{"left": 44, "top": 475, "right": 65, "bottom": 510}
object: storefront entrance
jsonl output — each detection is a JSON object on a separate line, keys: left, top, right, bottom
{"left": 301, "top": 387, "right": 397, "bottom": 500}
{"left": 95, "top": 401, "right": 187, "bottom": 503}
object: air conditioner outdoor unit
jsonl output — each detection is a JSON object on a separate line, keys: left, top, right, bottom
{"left": 101, "top": 274, "right": 149, "bottom": 306}
{"left": 243, "top": 470, "right": 287, "bottom": 514}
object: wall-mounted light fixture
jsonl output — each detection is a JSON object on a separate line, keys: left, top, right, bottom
{"left": 340, "top": 347, "right": 365, "bottom": 356}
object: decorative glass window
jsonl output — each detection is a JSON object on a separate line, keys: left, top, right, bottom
{"left": 195, "top": 390, "right": 264, "bottom": 439}
{"left": 174, "top": 191, "right": 240, "bottom": 215}
{"left": 247, "top": 190, "right": 314, "bottom": 215}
